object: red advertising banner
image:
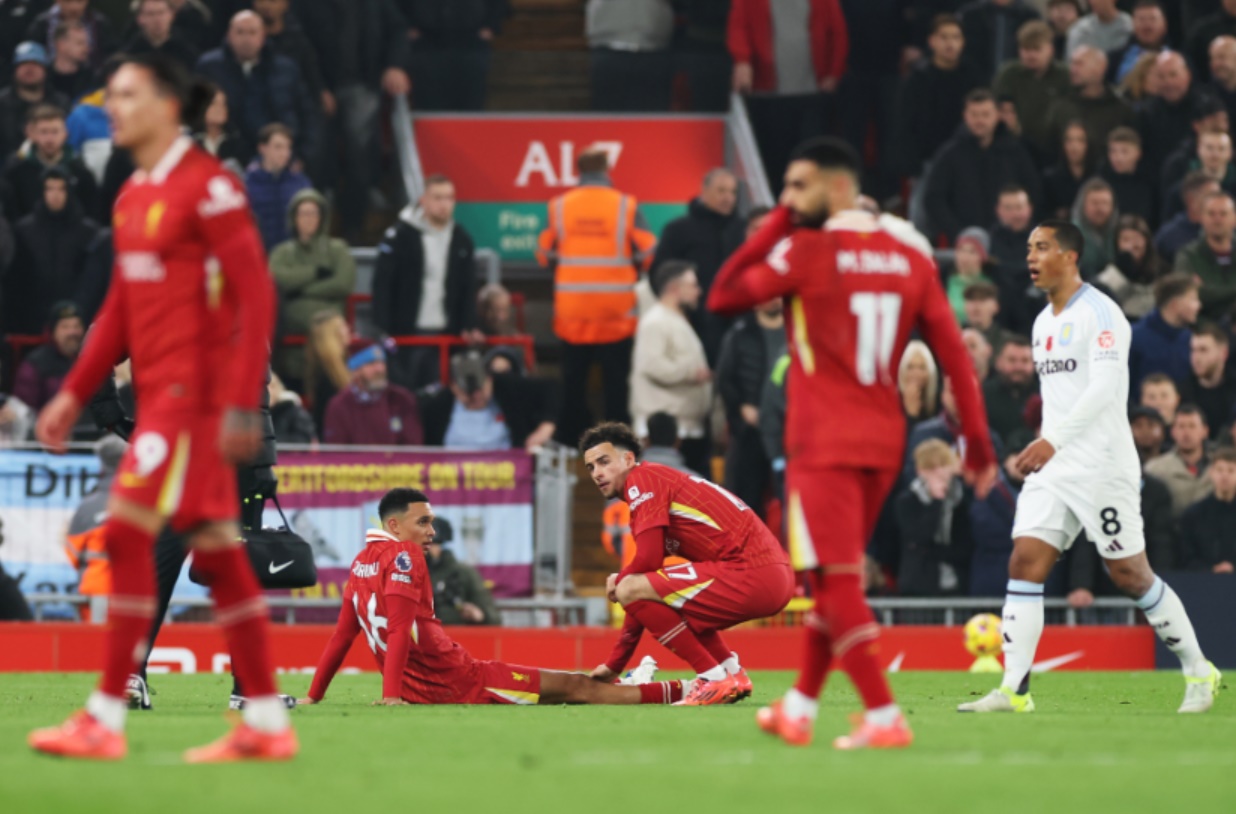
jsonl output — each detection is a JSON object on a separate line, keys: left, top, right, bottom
{"left": 0, "top": 624, "right": 1155, "bottom": 674}
{"left": 414, "top": 117, "right": 726, "bottom": 203}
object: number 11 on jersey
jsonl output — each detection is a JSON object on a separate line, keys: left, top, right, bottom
{"left": 850, "top": 293, "right": 901, "bottom": 385}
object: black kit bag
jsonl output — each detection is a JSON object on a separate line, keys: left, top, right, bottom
{"left": 191, "top": 495, "right": 318, "bottom": 589}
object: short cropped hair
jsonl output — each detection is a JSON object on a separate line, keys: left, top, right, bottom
{"left": 1153, "top": 271, "right": 1199, "bottom": 308}
{"left": 646, "top": 413, "right": 679, "bottom": 447}
{"left": 1108, "top": 126, "right": 1142, "bottom": 148}
{"left": 963, "top": 281, "right": 999, "bottom": 301}
{"left": 652, "top": 260, "right": 696, "bottom": 297}
{"left": 1017, "top": 20, "right": 1053, "bottom": 49}
{"left": 579, "top": 422, "right": 641, "bottom": 458}
{"left": 1193, "top": 322, "right": 1230, "bottom": 346}
{"left": 1036, "top": 218, "right": 1085, "bottom": 262}
{"left": 788, "top": 136, "right": 860, "bottom": 177}
{"left": 258, "top": 122, "right": 293, "bottom": 145}
{"left": 378, "top": 488, "right": 431, "bottom": 520}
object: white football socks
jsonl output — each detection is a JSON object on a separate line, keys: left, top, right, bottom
{"left": 865, "top": 703, "right": 902, "bottom": 727}
{"left": 783, "top": 688, "right": 819, "bottom": 721}
{"left": 1001, "top": 579, "right": 1045, "bottom": 695}
{"left": 243, "top": 697, "right": 291, "bottom": 733}
{"left": 1136, "top": 577, "right": 1208, "bottom": 678}
{"left": 86, "top": 691, "right": 127, "bottom": 733}
{"left": 722, "top": 652, "right": 741, "bottom": 676}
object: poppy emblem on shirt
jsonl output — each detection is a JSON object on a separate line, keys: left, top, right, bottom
{"left": 1060, "top": 323, "right": 1074, "bottom": 347}
{"left": 395, "top": 551, "right": 413, "bottom": 573}
{"left": 1046, "top": 336, "right": 1053, "bottom": 351}
{"left": 1098, "top": 330, "right": 1115, "bottom": 349}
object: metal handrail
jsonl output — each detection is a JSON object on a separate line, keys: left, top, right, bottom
{"left": 726, "top": 92, "right": 774, "bottom": 208}
{"left": 392, "top": 94, "right": 424, "bottom": 202}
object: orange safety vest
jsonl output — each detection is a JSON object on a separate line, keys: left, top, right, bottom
{"left": 601, "top": 500, "right": 636, "bottom": 567}
{"left": 64, "top": 526, "right": 111, "bottom": 597}
{"left": 537, "top": 186, "right": 656, "bottom": 344}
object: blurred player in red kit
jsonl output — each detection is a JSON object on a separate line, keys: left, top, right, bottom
{"left": 300, "top": 488, "right": 691, "bottom": 707}
{"left": 29, "top": 54, "right": 294, "bottom": 762}
{"left": 581, "top": 423, "right": 794, "bottom": 706}
{"left": 708, "top": 138, "right": 997, "bottom": 749}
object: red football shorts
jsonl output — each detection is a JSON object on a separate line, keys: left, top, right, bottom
{"left": 786, "top": 465, "right": 899, "bottom": 570}
{"left": 456, "top": 661, "right": 543, "bottom": 705}
{"left": 646, "top": 560, "right": 794, "bottom": 629}
{"left": 112, "top": 412, "right": 238, "bottom": 531}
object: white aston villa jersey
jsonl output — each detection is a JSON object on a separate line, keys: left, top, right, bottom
{"left": 1030, "top": 283, "right": 1141, "bottom": 487}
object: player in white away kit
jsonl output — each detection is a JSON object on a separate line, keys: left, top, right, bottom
{"left": 958, "top": 220, "right": 1221, "bottom": 714}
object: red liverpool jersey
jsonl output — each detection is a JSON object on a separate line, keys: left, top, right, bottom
{"left": 709, "top": 209, "right": 994, "bottom": 472}
{"left": 62, "top": 136, "right": 273, "bottom": 416}
{"left": 308, "top": 530, "right": 484, "bottom": 704}
{"left": 620, "top": 462, "right": 787, "bottom": 577}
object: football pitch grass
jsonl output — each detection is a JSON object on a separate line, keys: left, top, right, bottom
{"left": 0, "top": 671, "right": 1232, "bottom": 814}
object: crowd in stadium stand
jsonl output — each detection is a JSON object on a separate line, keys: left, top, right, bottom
{"left": 2, "top": 1, "right": 1236, "bottom": 605}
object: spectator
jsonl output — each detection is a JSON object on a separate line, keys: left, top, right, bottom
{"left": 0, "top": 0, "right": 47, "bottom": 79}
{"left": 1071, "top": 177, "right": 1118, "bottom": 278}
{"left": 270, "top": 188, "right": 356, "bottom": 386}
{"left": 640, "top": 412, "right": 703, "bottom": 477}
{"left": 244, "top": 123, "right": 310, "bottom": 251}
{"left": 63, "top": 58, "right": 117, "bottom": 186}
{"left": 728, "top": 0, "right": 849, "bottom": 189}
{"left": 0, "top": 42, "right": 70, "bottom": 161}
{"left": 48, "top": 21, "right": 95, "bottom": 103}
{"left": 1065, "top": 0, "right": 1132, "bottom": 58}
{"left": 1047, "top": 0, "right": 1083, "bottom": 59}
{"left": 897, "top": 438, "right": 993, "bottom": 597}
{"left": 1042, "top": 121, "right": 1096, "bottom": 221}
{"left": 1178, "top": 445, "right": 1236, "bottom": 571}
{"left": 958, "top": 0, "right": 1041, "bottom": 80}
{"left": 0, "top": 519, "right": 34, "bottom": 619}
{"left": 1145, "top": 404, "right": 1216, "bottom": 517}
{"left": 946, "top": 226, "right": 995, "bottom": 323}
{"left": 983, "top": 334, "right": 1037, "bottom": 452}
{"left": 1107, "top": 1, "right": 1168, "bottom": 85}
{"left": 1207, "top": 35, "right": 1236, "bottom": 124}
{"left": 1099, "top": 214, "right": 1168, "bottom": 318}
{"left": 993, "top": 21, "right": 1071, "bottom": 164}
{"left": 1138, "top": 51, "right": 1199, "bottom": 174}
{"left": 1141, "top": 371, "right": 1183, "bottom": 426}
{"left": 585, "top": 0, "right": 674, "bottom": 112}
{"left": 196, "top": 10, "right": 319, "bottom": 177}
{"left": 374, "top": 174, "right": 478, "bottom": 388}
{"left": 962, "top": 326, "right": 995, "bottom": 383}
{"left": 304, "top": 310, "right": 351, "bottom": 432}
{"left": 253, "top": 0, "right": 328, "bottom": 119}
{"left": 1099, "top": 126, "right": 1155, "bottom": 226}
{"left": 424, "top": 517, "right": 499, "bottom": 625}
{"left": 1176, "top": 190, "right": 1236, "bottom": 320}
{"left": 1155, "top": 171, "right": 1220, "bottom": 262}
{"left": 899, "top": 339, "right": 940, "bottom": 430}
{"left": 630, "top": 260, "right": 713, "bottom": 474}
{"left": 297, "top": 0, "right": 411, "bottom": 242}
{"left": 2, "top": 103, "right": 97, "bottom": 221}
{"left": 1180, "top": 324, "right": 1236, "bottom": 437}
{"left": 1045, "top": 46, "right": 1134, "bottom": 163}
{"left": 124, "top": 0, "right": 198, "bottom": 72}
{"left": 322, "top": 338, "right": 424, "bottom": 446}
{"left": 967, "top": 473, "right": 1020, "bottom": 596}
{"left": 922, "top": 88, "right": 1042, "bottom": 242}
{"left": 26, "top": 0, "right": 117, "bottom": 71}
{"left": 1158, "top": 93, "right": 1229, "bottom": 199}
{"left": 717, "top": 296, "right": 786, "bottom": 514}
{"left": 989, "top": 184, "right": 1035, "bottom": 279}
{"left": 419, "top": 351, "right": 557, "bottom": 452}
{"left": 651, "top": 167, "right": 740, "bottom": 364}
{"left": 192, "top": 86, "right": 248, "bottom": 175}
{"left": 903, "top": 375, "right": 1005, "bottom": 482}
{"left": 1164, "top": 129, "right": 1236, "bottom": 223}
{"left": 962, "top": 281, "right": 1013, "bottom": 353}
{"left": 536, "top": 148, "right": 655, "bottom": 445}
{"left": 1186, "top": 0, "right": 1236, "bottom": 84}
{"left": 2, "top": 167, "right": 97, "bottom": 335}
{"left": 1131, "top": 273, "right": 1200, "bottom": 393}
{"left": 0, "top": 355, "right": 35, "bottom": 446}
{"left": 1118, "top": 49, "right": 1163, "bottom": 101}
{"left": 893, "top": 14, "right": 984, "bottom": 183}
{"left": 13, "top": 300, "right": 81, "bottom": 412}
{"left": 1131, "top": 403, "right": 1169, "bottom": 462}
{"left": 268, "top": 373, "right": 315, "bottom": 444}
{"left": 75, "top": 226, "right": 109, "bottom": 323}
{"left": 405, "top": 0, "right": 507, "bottom": 112}
{"left": 476, "top": 282, "right": 515, "bottom": 338}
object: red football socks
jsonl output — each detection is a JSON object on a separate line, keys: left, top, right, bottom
{"left": 694, "top": 628, "right": 735, "bottom": 667}
{"left": 98, "top": 518, "right": 158, "bottom": 698}
{"left": 824, "top": 572, "right": 893, "bottom": 711}
{"left": 625, "top": 600, "right": 721, "bottom": 675}
{"left": 194, "top": 546, "right": 278, "bottom": 698}
{"left": 793, "top": 572, "right": 833, "bottom": 699}
{"left": 638, "top": 681, "right": 687, "bottom": 704}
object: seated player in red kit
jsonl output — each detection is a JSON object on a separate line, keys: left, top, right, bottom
{"left": 581, "top": 423, "right": 795, "bottom": 706}
{"left": 300, "top": 488, "right": 690, "bottom": 707}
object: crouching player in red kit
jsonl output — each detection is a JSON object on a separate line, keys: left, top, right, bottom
{"left": 581, "top": 423, "right": 795, "bottom": 705}
{"left": 708, "top": 138, "right": 997, "bottom": 749}
{"left": 300, "top": 489, "right": 692, "bottom": 707}
{"left": 29, "top": 54, "right": 294, "bottom": 762}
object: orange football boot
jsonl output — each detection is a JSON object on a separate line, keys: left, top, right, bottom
{"left": 755, "top": 700, "right": 814, "bottom": 747}
{"left": 832, "top": 712, "right": 914, "bottom": 750}
{"left": 730, "top": 668, "right": 754, "bottom": 702}
{"left": 184, "top": 723, "right": 299, "bottom": 764}
{"left": 29, "top": 711, "right": 127, "bottom": 760}
{"left": 673, "top": 674, "right": 740, "bottom": 706}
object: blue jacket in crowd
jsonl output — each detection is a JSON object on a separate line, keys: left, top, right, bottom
{"left": 1129, "top": 307, "right": 1191, "bottom": 398}
{"left": 244, "top": 163, "right": 311, "bottom": 251}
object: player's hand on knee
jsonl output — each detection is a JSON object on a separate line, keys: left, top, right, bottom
{"left": 605, "top": 573, "right": 619, "bottom": 603}
{"left": 373, "top": 697, "right": 409, "bottom": 706}
{"left": 219, "top": 408, "right": 264, "bottom": 464}
{"left": 590, "top": 665, "right": 617, "bottom": 683}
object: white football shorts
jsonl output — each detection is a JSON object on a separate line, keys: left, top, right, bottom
{"left": 1011, "top": 475, "right": 1145, "bottom": 559}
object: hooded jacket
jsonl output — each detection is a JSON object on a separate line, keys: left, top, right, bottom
{"left": 2, "top": 143, "right": 99, "bottom": 222}
{"left": 3, "top": 192, "right": 98, "bottom": 334}
{"left": 373, "top": 205, "right": 477, "bottom": 336}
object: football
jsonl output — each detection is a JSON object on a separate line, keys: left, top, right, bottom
{"left": 963, "top": 613, "right": 1003, "bottom": 657}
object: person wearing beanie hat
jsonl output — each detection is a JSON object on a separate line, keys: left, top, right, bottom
{"left": 322, "top": 337, "right": 424, "bottom": 445}
{"left": 13, "top": 300, "right": 86, "bottom": 414}
{"left": 946, "top": 226, "right": 995, "bottom": 324}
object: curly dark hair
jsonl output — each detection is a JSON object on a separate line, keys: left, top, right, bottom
{"left": 578, "top": 422, "right": 641, "bottom": 457}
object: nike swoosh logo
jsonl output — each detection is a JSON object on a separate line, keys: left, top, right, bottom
{"left": 268, "top": 561, "right": 294, "bottom": 574}
{"left": 1031, "top": 650, "right": 1085, "bottom": 673}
